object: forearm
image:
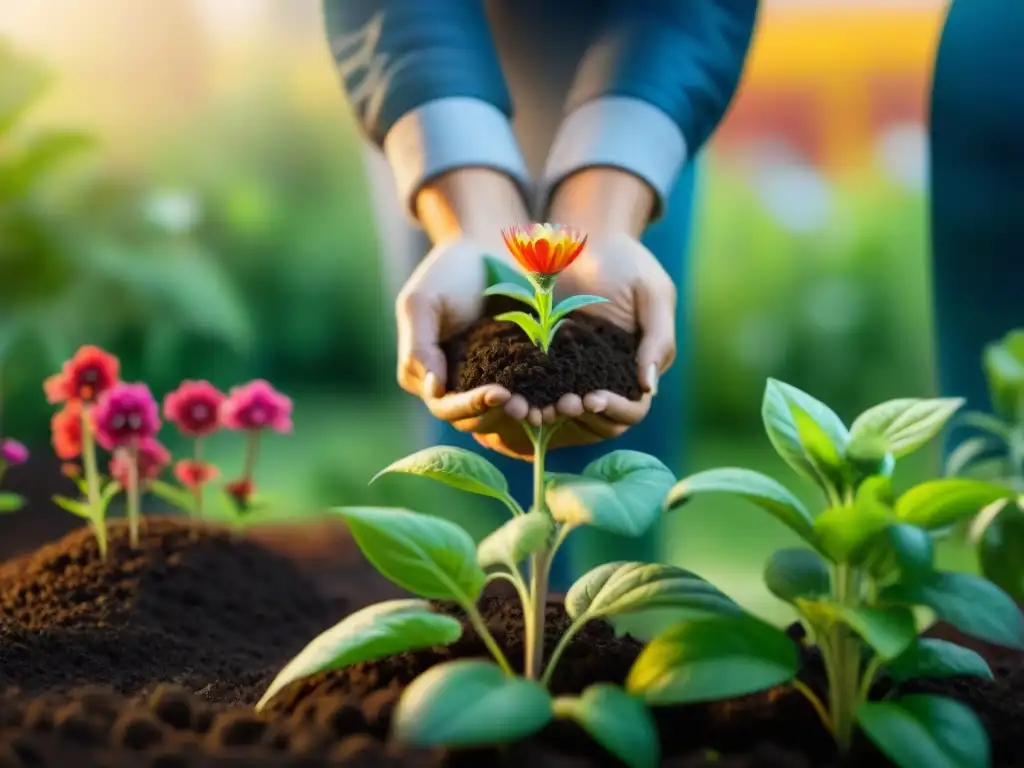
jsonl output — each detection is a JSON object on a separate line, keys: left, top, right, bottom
{"left": 546, "top": 168, "right": 654, "bottom": 240}
{"left": 415, "top": 168, "right": 530, "bottom": 248}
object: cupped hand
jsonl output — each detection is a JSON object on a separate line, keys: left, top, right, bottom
{"left": 395, "top": 236, "right": 547, "bottom": 448}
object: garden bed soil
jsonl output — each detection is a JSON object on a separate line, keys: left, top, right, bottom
{"left": 444, "top": 308, "right": 643, "bottom": 408}
{"left": 2, "top": 528, "right": 1022, "bottom": 768}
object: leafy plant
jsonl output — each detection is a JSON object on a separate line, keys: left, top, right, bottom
{"left": 666, "top": 378, "right": 1022, "bottom": 765}
{"left": 943, "top": 330, "right": 1024, "bottom": 603}
{"left": 256, "top": 230, "right": 799, "bottom": 768}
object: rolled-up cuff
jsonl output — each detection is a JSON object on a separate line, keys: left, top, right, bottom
{"left": 539, "top": 96, "right": 688, "bottom": 221}
{"left": 382, "top": 97, "right": 531, "bottom": 222}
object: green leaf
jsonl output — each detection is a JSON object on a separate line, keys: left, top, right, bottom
{"left": 864, "top": 523, "right": 935, "bottom": 583}
{"left": 99, "top": 481, "right": 122, "bottom": 512}
{"left": 895, "top": 478, "right": 1016, "bottom": 530}
{"left": 957, "top": 411, "right": 1012, "bottom": 441}
{"left": 665, "top": 467, "right": 815, "bottom": 542}
{"left": 484, "top": 255, "right": 532, "bottom": 291}
{"left": 626, "top": 615, "right": 799, "bottom": 705}
{"left": 0, "top": 130, "right": 94, "bottom": 202}
{"left": 566, "top": 562, "right": 742, "bottom": 623}
{"left": 550, "top": 294, "right": 610, "bottom": 324}
{"left": 984, "top": 333, "right": 1024, "bottom": 420}
{"left": 837, "top": 605, "right": 917, "bottom": 660}
{"left": 0, "top": 491, "right": 25, "bottom": 513}
{"left": 976, "top": 502, "right": 1024, "bottom": 603}
{"left": 255, "top": 600, "right": 462, "bottom": 712}
{"left": 372, "top": 446, "right": 517, "bottom": 511}
{"left": 813, "top": 478, "right": 894, "bottom": 563}
{"left": 880, "top": 571, "right": 1024, "bottom": 649}
{"left": 391, "top": 659, "right": 552, "bottom": 747}
{"left": 52, "top": 495, "right": 92, "bottom": 519}
{"left": 332, "top": 507, "right": 486, "bottom": 603}
{"left": 483, "top": 282, "right": 537, "bottom": 309}
{"left": 546, "top": 451, "right": 675, "bottom": 537}
{"left": 790, "top": 401, "right": 848, "bottom": 490}
{"left": 495, "top": 311, "right": 544, "bottom": 346}
{"left": 849, "top": 398, "right": 965, "bottom": 459}
{"left": 883, "top": 639, "right": 992, "bottom": 684}
{"left": 477, "top": 512, "right": 552, "bottom": 570}
{"left": 761, "top": 379, "right": 850, "bottom": 486}
{"left": 857, "top": 695, "right": 989, "bottom": 768}
{"left": 763, "top": 548, "right": 831, "bottom": 603}
{"left": 945, "top": 436, "right": 1005, "bottom": 478}
{"left": 148, "top": 479, "right": 195, "bottom": 513}
{"left": 845, "top": 434, "right": 896, "bottom": 479}
{"left": 553, "top": 685, "right": 659, "bottom": 768}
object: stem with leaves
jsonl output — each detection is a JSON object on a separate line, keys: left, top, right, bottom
{"left": 524, "top": 421, "right": 559, "bottom": 680}
{"left": 192, "top": 437, "right": 204, "bottom": 517}
{"left": 79, "top": 407, "right": 108, "bottom": 559}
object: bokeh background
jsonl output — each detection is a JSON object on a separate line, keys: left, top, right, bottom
{"left": 0, "top": 0, "right": 962, "bottom": 621}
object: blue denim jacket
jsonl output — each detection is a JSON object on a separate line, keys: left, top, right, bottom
{"left": 322, "top": 0, "right": 758, "bottom": 218}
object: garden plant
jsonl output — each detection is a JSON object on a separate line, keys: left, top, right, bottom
{"left": 668, "top": 378, "right": 1024, "bottom": 766}
{"left": 42, "top": 344, "right": 292, "bottom": 557}
{"left": 943, "top": 329, "right": 1024, "bottom": 603}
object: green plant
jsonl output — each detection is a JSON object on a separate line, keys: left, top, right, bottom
{"left": 944, "top": 330, "right": 1024, "bottom": 603}
{"left": 665, "top": 378, "right": 1023, "bottom": 766}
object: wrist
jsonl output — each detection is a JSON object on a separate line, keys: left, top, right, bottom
{"left": 545, "top": 167, "right": 655, "bottom": 239}
{"left": 415, "top": 167, "right": 531, "bottom": 247}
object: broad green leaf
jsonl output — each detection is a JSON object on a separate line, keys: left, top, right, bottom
{"left": 484, "top": 255, "right": 532, "bottom": 291}
{"left": 372, "top": 446, "right": 516, "bottom": 510}
{"left": 0, "top": 491, "right": 25, "bottom": 513}
{"left": 883, "top": 639, "right": 992, "bottom": 684}
{"left": 761, "top": 379, "right": 850, "bottom": 486}
{"left": 550, "top": 294, "right": 609, "bottom": 324}
{"left": 790, "top": 401, "right": 847, "bottom": 491}
{"left": 945, "top": 436, "right": 1005, "bottom": 478}
{"left": 665, "top": 467, "right": 815, "bottom": 542}
{"left": 495, "top": 311, "right": 544, "bottom": 346}
{"left": 477, "top": 512, "right": 551, "bottom": 570}
{"left": 837, "top": 605, "right": 917, "bottom": 660}
{"left": 858, "top": 695, "right": 989, "bottom": 768}
{"left": 149, "top": 479, "right": 196, "bottom": 513}
{"left": 763, "top": 548, "right": 831, "bottom": 603}
{"left": 849, "top": 398, "right": 965, "bottom": 459}
{"left": 895, "top": 479, "right": 1016, "bottom": 530}
{"left": 880, "top": 571, "right": 1024, "bottom": 649}
{"left": 391, "top": 660, "right": 552, "bottom": 747}
{"left": 566, "top": 562, "right": 742, "bottom": 623}
{"left": 553, "top": 685, "right": 659, "bottom": 768}
{"left": 547, "top": 451, "right": 675, "bottom": 537}
{"left": 983, "top": 334, "right": 1024, "bottom": 420}
{"left": 333, "top": 507, "right": 486, "bottom": 603}
{"left": 976, "top": 502, "right": 1024, "bottom": 603}
{"left": 813, "top": 478, "right": 894, "bottom": 563}
{"left": 864, "top": 524, "right": 935, "bottom": 583}
{"left": 52, "top": 495, "right": 92, "bottom": 519}
{"left": 626, "top": 615, "right": 799, "bottom": 705}
{"left": 844, "top": 434, "right": 896, "bottom": 479}
{"left": 255, "top": 600, "right": 462, "bottom": 712}
{"left": 483, "top": 282, "right": 537, "bottom": 309}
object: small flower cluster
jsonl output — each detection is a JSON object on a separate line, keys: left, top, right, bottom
{"left": 45, "top": 345, "right": 291, "bottom": 554}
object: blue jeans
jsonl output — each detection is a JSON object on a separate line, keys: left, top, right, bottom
{"left": 432, "top": 162, "right": 698, "bottom": 591}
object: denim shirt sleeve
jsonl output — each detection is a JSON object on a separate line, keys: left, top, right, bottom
{"left": 322, "top": 0, "right": 530, "bottom": 218}
{"left": 541, "top": 0, "right": 759, "bottom": 220}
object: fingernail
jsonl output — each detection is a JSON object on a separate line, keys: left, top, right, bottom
{"left": 587, "top": 396, "right": 608, "bottom": 414}
{"left": 646, "top": 364, "right": 659, "bottom": 396}
{"left": 423, "top": 372, "right": 440, "bottom": 399}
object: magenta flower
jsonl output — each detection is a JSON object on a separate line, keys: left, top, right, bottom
{"left": 0, "top": 439, "right": 29, "bottom": 466}
{"left": 92, "top": 383, "right": 162, "bottom": 450}
{"left": 220, "top": 380, "right": 292, "bottom": 433}
{"left": 109, "top": 438, "right": 171, "bottom": 488}
{"left": 164, "top": 380, "right": 225, "bottom": 437}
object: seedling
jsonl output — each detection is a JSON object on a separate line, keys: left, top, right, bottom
{"left": 256, "top": 229, "right": 806, "bottom": 767}
{"left": 943, "top": 329, "right": 1024, "bottom": 602}
{"left": 665, "top": 378, "right": 1024, "bottom": 766}
{"left": 486, "top": 222, "right": 607, "bottom": 352}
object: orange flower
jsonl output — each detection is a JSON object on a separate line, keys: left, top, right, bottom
{"left": 44, "top": 345, "right": 120, "bottom": 404}
{"left": 174, "top": 459, "right": 221, "bottom": 490}
{"left": 51, "top": 401, "right": 84, "bottom": 460}
{"left": 501, "top": 223, "right": 587, "bottom": 277}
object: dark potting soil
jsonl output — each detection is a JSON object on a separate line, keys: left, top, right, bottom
{"left": 4, "top": 594, "right": 1021, "bottom": 768}
{"left": 444, "top": 304, "right": 643, "bottom": 407}
{"left": 0, "top": 516, "right": 339, "bottom": 704}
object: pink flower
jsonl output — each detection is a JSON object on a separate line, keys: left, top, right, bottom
{"left": 109, "top": 438, "right": 171, "bottom": 488}
{"left": 0, "top": 439, "right": 28, "bottom": 466}
{"left": 44, "top": 345, "right": 120, "bottom": 404}
{"left": 219, "top": 380, "right": 292, "bottom": 433}
{"left": 109, "top": 438, "right": 169, "bottom": 487}
{"left": 163, "top": 380, "right": 225, "bottom": 437}
{"left": 92, "top": 383, "right": 161, "bottom": 450}
{"left": 174, "top": 459, "right": 220, "bottom": 490}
